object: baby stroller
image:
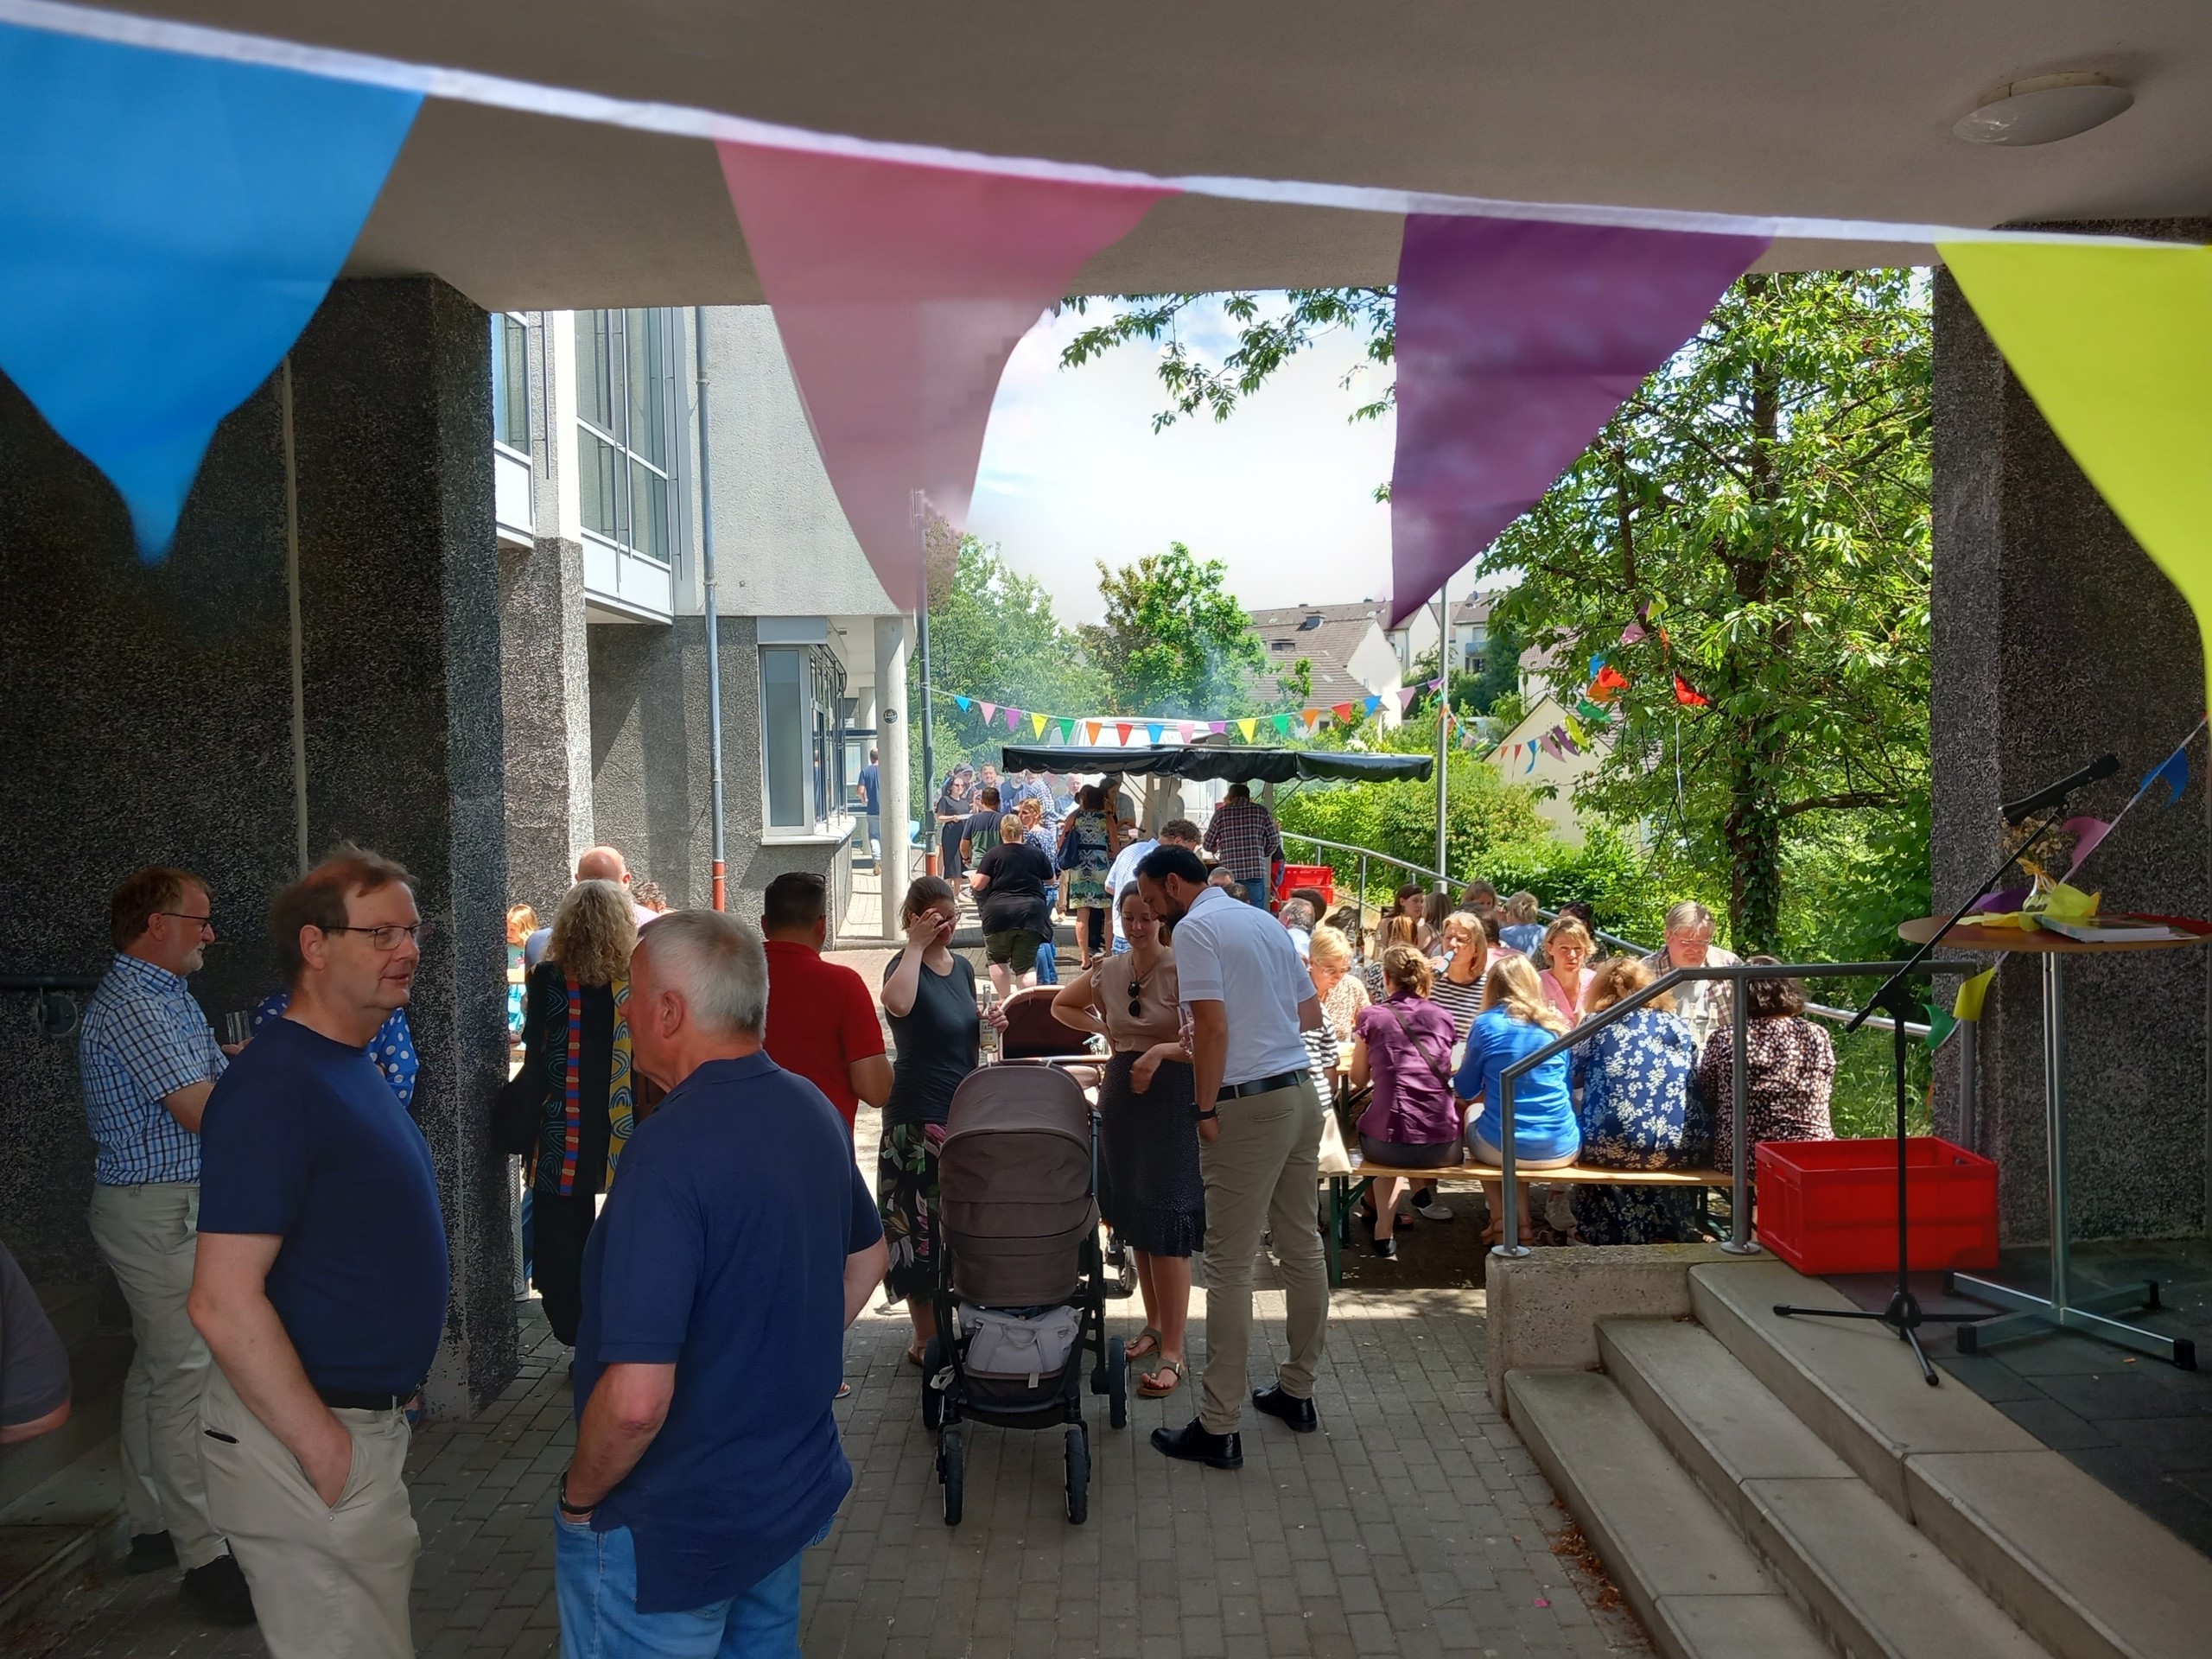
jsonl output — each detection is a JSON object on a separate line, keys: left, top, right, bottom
{"left": 997, "top": 987, "right": 1136, "bottom": 1300}
{"left": 922, "top": 1060, "right": 1128, "bottom": 1525}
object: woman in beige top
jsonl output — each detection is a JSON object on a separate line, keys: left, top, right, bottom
{"left": 1052, "top": 883, "right": 1202, "bottom": 1398}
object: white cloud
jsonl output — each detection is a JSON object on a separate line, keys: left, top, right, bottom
{"left": 968, "top": 300, "right": 1413, "bottom": 626}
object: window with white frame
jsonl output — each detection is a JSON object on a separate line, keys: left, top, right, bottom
{"left": 575, "top": 308, "right": 678, "bottom": 565}
{"left": 491, "top": 313, "right": 531, "bottom": 454}
{"left": 760, "top": 645, "right": 849, "bottom": 833}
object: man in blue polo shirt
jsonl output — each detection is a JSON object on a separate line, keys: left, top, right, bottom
{"left": 188, "top": 848, "right": 447, "bottom": 1659}
{"left": 556, "top": 910, "right": 887, "bottom": 1655}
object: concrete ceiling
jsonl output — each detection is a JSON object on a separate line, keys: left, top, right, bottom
{"left": 114, "top": 1, "right": 2212, "bottom": 308}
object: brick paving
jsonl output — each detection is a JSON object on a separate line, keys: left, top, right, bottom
{"left": 17, "top": 1277, "right": 1643, "bottom": 1659}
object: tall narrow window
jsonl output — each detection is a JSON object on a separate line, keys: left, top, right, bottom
{"left": 575, "top": 308, "right": 679, "bottom": 564}
{"left": 491, "top": 314, "right": 530, "bottom": 452}
{"left": 761, "top": 648, "right": 810, "bottom": 830}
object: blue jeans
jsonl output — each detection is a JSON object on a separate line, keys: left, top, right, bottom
{"left": 556, "top": 1511, "right": 830, "bottom": 1658}
{"left": 1033, "top": 938, "right": 1058, "bottom": 985}
{"left": 1241, "top": 880, "right": 1272, "bottom": 910}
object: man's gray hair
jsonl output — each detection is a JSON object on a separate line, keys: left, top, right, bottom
{"left": 1279, "top": 898, "right": 1316, "bottom": 930}
{"left": 634, "top": 910, "right": 769, "bottom": 1037}
{"left": 1663, "top": 900, "right": 1714, "bottom": 935}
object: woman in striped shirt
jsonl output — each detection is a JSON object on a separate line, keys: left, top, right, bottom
{"left": 1428, "top": 911, "right": 1491, "bottom": 1045}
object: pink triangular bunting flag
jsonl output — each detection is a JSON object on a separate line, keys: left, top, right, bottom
{"left": 715, "top": 143, "right": 1172, "bottom": 612}
{"left": 2063, "top": 817, "right": 2113, "bottom": 880}
{"left": 977, "top": 701, "right": 996, "bottom": 724}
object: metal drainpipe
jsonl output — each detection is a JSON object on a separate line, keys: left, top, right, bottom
{"left": 913, "top": 492, "right": 938, "bottom": 876}
{"left": 1433, "top": 591, "right": 1450, "bottom": 898}
{"left": 693, "top": 307, "right": 728, "bottom": 911}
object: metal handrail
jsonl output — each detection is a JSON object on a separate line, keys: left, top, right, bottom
{"left": 1276, "top": 829, "right": 1928, "bottom": 1038}
{"left": 1487, "top": 957, "right": 1980, "bottom": 1260}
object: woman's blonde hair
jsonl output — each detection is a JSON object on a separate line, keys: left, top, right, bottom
{"left": 1484, "top": 954, "right": 1570, "bottom": 1034}
{"left": 548, "top": 880, "right": 638, "bottom": 988}
{"left": 1503, "top": 890, "right": 1541, "bottom": 925}
{"left": 505, "top": 902, "right": 537, "bottom": 944}
{"left": 1376, "top": 913, "right": 1421, "bottom": 954}
{"left": 1018, "top": 797, "right": 1043, "bottom": 824}
{"left": 1584, "top": 956, "right": 1675, "bottom": 1016}
{"left": 1380, "top": 943, "right": 1433, "bottom": 999}
{"left": 1309, "top": 924, "right": 1355, "bottom": 972}
{"left": 1542, "top": 915, "right": 1593, "bottom": 958}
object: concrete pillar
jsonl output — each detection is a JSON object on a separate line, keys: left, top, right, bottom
{"left": 0, "top": 276, "right": 519, "bottom": 1410}
{"left": 876, "top": 614, "right": 912, "bottom": 937}
{"left": 287, "top": 278, "right": 517, "bottom": 1411}
{"left": 496, "top": 312, "right": 593, "bottom": 917}
{"left": 1930, "top": 226, "right": 2212, "bottom": 1245}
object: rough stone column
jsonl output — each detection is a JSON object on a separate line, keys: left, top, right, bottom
{"left": 289, "top": 278, "right": 517, "bottom": 1411}
{"left": 497, "top": 313, "right": 593, "bottom": 917}
{"left": 875, "top": 614, "right": 912, "bottom": 937}
{"left": 1931, "top": 227, "right": 2212, "bottom": 1245}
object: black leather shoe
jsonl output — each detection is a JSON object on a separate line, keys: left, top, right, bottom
{"left": 181, "top": 1554, "right": 257, "bottom": 1626}
{"left": 124, "top": 1531, "right": 176, "bottom": 1573}
{"left": 1252, "top": 1384, "right": 1319, "bottom": 1433}
{"left": 1151, "top": 1418, "right": 1243, "bottom": 1470}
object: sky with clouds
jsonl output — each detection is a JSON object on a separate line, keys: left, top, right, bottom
{"left": 968, "top": 296, "right": 1458, "bottom": 626}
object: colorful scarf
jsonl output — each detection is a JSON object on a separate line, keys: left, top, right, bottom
{"left": 556, "top": 976, "right": 636, "bottom": 1197}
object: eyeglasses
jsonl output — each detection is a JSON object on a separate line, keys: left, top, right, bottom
{"left": 155, "top": 912, "right": 215, "bottom": 934}
{"left": 320, "top": 923, "right": 425, "bottom": 951}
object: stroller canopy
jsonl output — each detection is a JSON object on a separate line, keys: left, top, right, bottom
{"left": 940, "top": 1064, "right": 1096, "bottom": 1307}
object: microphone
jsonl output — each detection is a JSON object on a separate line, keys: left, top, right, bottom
{"left": 2002, "top": 753, "right": 2119, "bottom": 824}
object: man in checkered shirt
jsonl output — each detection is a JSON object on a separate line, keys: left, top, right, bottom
{"left": 1201, "top": 784, "right": 1284, "bottom": 908}
{"left": 79, "top": 866, "right": 253, "bottom": 1624}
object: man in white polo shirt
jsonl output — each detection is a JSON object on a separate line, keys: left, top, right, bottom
{"left": 1136, "top": 844, "right": 1329, "bottom": 1470}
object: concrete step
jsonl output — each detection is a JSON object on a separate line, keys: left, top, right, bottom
{"left": 1599, "top": 1316, "right": 2048, "bottom": 1659}
{"left": 1689, "top": 1260, "right": 2212, "bottom": 1659}
{"left": 1504, "top": 1367, "right": 1827, "bottom": 1659}
{"left": 0, "top": 1432, "right": 129, "bottom": 1640}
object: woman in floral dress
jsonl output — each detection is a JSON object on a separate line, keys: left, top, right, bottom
{"left": 1697, "top": 957, "right": 1836, "bottom": 1172}
{"left": 1056, "top": 784, "right": 1117, "bottom": 965}
{"left": 1569, "top": 957, "right": 1707, "bottom": 1245}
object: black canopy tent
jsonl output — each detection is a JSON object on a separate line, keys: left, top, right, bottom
{"left": 995, "top": 744, "right": 1432, "bottom": 784}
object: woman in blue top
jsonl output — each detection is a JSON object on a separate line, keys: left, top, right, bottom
{"left": 1454, "top": 955, "right": 1578, "bottom": 1247}
{"left": 1569, "top": 957, "right": 1707, "bottom": 1245}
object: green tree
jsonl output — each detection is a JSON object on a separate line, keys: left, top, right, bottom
{"left": 1083, "top": 542, "right": 1268, "bottom": 717}
{"left": 1061, "top": 275, "right": 1933, "bottom": 954}
{"left": 909, "top": 535, "right": 1105, "bottom": 800}
{"left": 1487, "top": 270, "right": 1931, "bottom": 951}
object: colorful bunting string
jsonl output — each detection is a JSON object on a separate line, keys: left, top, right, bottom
{"left": 927, "top": 681, "right": 1408, "bottom": 747}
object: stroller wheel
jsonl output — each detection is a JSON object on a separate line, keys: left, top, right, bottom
{"left": 1064, "top": 1423, "right": 1090, "bottom": 1525}
{"left": 1105, "top": 1336, "right": 1128, "bottom": 1430}
{"left": 920, "top": 1336, "right": 947, "bottom": 1431}
{"left": 1113, "top": 1256, "right": 1137, "bottom": 1299}
{"left": 940, "top": 1428, "right": 964, "bottom": 1527}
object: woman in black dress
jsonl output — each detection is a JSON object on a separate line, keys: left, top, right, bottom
{"left": 1051, "top": 884, "right": 1204, "bottom": 1398}
{"left": 880, "top": 874, "right": 1008, "bottom": 1365}
{"left": 512, "top": 880, "right": 639, "bottom": 1346}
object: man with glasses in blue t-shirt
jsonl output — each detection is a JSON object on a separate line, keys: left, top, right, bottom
{"left": 189, "top": 847, "right": 447, "bottom": 1659}
{"left": 556, "top": 910, "right": 887, "bottom": 1654}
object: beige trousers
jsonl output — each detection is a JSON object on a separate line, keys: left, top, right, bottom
{"left": 198, "top": 1367, "right": 418, "bottom": 1659}
{"left": 1196, "top": 1076, "right": 1332, "bottom": 1434}
{"left": 86, "top": 1181, "right": 225, "bottom": 1569}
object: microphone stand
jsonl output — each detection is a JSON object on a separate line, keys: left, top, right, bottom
{"left": 1772, "top": 782, "right": 2085, "bottom": 1385}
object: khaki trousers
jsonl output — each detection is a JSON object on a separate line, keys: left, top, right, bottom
{"left": 86, "top": 1181, "right": 225, "bottom": 1568}
{"left": 1196, "top": 1077, "right": 1332, "bottom": 1433}
{"left": 199, "top": 1368, "right": 418, "bottom": 1659}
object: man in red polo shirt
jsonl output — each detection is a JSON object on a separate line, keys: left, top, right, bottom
{"left": 759, "top": 874, "right": 891, "bottom": 1141}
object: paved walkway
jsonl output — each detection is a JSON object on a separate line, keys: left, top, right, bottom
{"left": 18, "top": 1273, "right": 1640, "bottom": 1659}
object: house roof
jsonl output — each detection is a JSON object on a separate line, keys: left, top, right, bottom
{"left": 1244, "top": 603, "right": 1397, "bottom": 703}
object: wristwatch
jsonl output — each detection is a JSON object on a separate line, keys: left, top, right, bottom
{"left": 557, "top": 1473, "right": 593, "bottom": 1517}
{"left": 1195, "top": 1108, "right": 1219, "bottom": 1122}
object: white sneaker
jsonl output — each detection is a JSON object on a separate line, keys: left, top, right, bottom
{"left": 1416, "top": 1200, "right": 1456, "bottom": 1222}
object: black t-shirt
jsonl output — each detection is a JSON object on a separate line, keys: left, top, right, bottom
{"left": 880, "top": 953, "right": 979, "bottom": 1128}
{"left": 975, "top": 842, "right": 1055, "bottom": 938}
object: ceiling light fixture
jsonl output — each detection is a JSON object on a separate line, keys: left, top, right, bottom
{"left": 1954, "top": 73, "right": 2133, "bottom": 146}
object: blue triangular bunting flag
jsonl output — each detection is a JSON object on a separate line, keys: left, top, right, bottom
{"left": 0, "top": 24, "right": 422, "bottom": 555}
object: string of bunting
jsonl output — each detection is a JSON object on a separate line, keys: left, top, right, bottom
{"left": 930, "top": 679, "right": 1446, "bottom": 747}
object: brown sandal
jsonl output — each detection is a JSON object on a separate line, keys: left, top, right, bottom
{"left": 1138, "top": 1357, "right": 1185, "bottom": 1398}
{"left": 1124, "top": 1326, "right": 1162, "bottom": 1363}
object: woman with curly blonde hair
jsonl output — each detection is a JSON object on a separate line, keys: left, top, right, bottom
{"left": 513, "top": 880, "right": 639, "bottom": 1344}
{"left": 1453, "top": 955, "right": 1579, "bottom": 1246}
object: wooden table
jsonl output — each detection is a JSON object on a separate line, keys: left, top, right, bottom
{"left": 1897, "top": 912, "right": 2210, "bottom": 1369}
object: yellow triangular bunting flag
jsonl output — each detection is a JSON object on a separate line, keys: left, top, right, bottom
{"left": 1941, "top": 238, "right": 2212, "bottom": 698}
{"left": 1237, "top": 718, "right": 1258, "bottom": 741}
{"left": 1953, "top": 966, "right": 1997, "bottom": 1023}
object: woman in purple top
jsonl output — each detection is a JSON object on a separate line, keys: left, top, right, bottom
{"left": 1347, "top": 944, "right": 1464, "bottom": 1259}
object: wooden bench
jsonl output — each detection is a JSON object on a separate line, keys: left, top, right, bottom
{"left": 1318, "top": 1158, "right": 1730, "bottom": 1286}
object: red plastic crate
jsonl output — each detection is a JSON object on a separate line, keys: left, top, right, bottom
{"left": 1754, "top": 1136, "right": 1998, "bottom": 1276}
{"left": 1276, "top": 865, "right": 1336, "bottom": 909}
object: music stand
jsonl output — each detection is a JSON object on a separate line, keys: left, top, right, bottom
{"left": 1770, "top": 791, "right": 2085, "bottom": 1384}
